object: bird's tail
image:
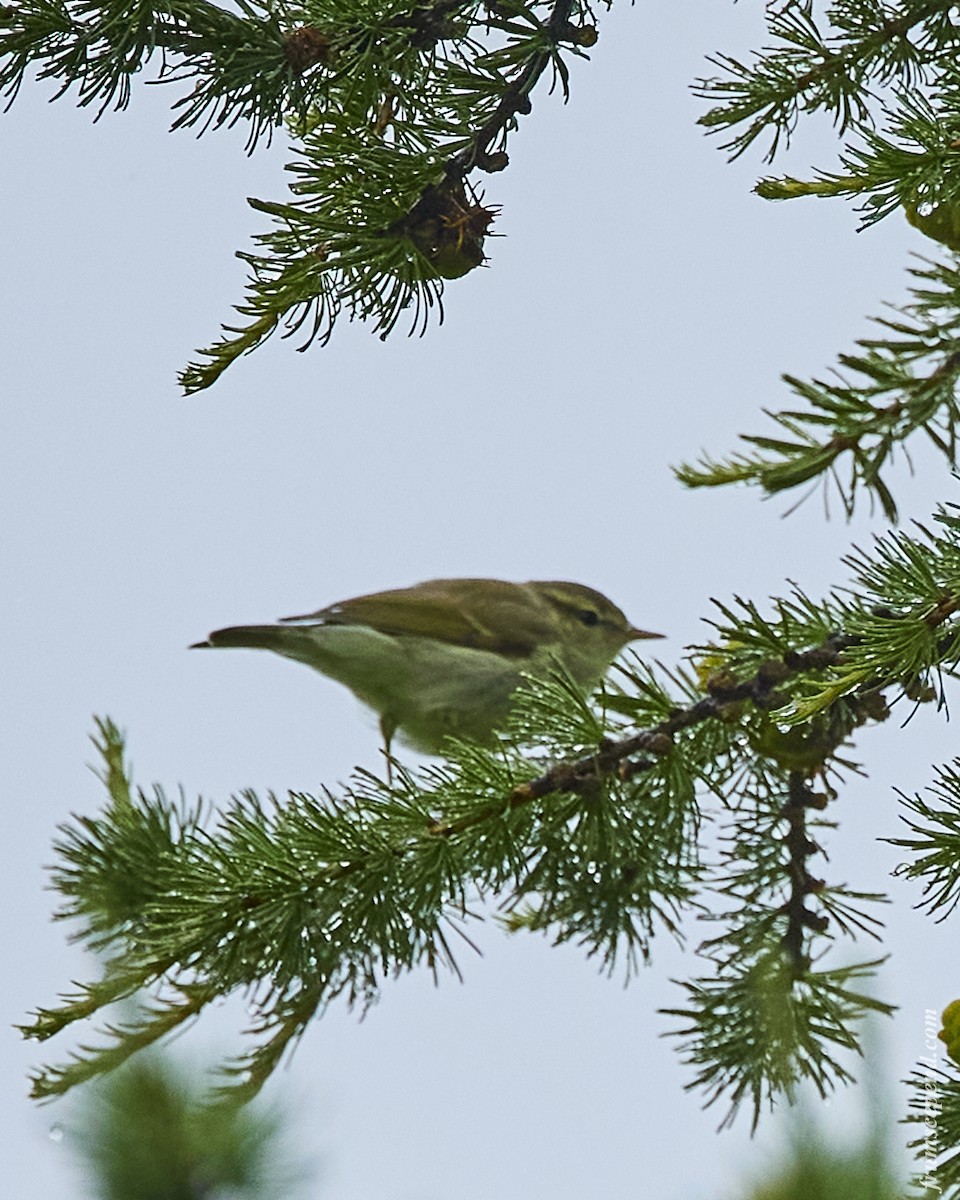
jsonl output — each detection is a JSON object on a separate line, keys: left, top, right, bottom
{"left": 190, "top": 621, "right": 397, "bottom": 682}
{"left": 191, "top": 625, "right": 301, "bottom": 654}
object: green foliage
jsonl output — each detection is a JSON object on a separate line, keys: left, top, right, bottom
{"left": 72, "top": 1054, "right": 308, "bottom": 1200}
{"left": 735, "top": 1117, "right": 903, "bottom": 1200}
{"left": 755, "top": 88, "right": 960, "bottom": 230}
{"left": 25, "top": 694, "right": 705, "bottom": 1103}
{"left": 26, "top": 506, "right": 960, "bottom": 1120}
{"left": 890, "top": 758, "right": 960, "bottom": 918}
{"left": 24, "top": 570, "right": 926, "bottom": 1125}
{"left": 181, "top": 124, "right": 454, "bottom": 392}
{"left": 676, "top": 258, "right": 960, "bottom": 521}
{"left": 662, "top": 692, "right": 892, "bottom": 1127}
{"left": 905, "top": 1059, "right": 960, "bottom": 1197}
{"left": 682, "top": 507, "right": 960, "bottom": 725}
{"left": 1, "top": 0, "right": 602, "bottom": 388}
{"left": 695, "top": 0, "right": 960, "bottom": 165}
{"left": 1, "top": 0, "right": 313, "bottom": 134}
{"left": 15, "top": 0, "right": 960, "bottom": 1184}
{"left": 681, "top": 0, "right": 960, "bottom": 517}
{"left": 667, "top": 957, "right": 893, "bottom": 1133}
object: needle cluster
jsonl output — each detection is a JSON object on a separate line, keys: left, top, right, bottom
{"left": 0, "top": 0, "right": 601, "bottom": 388}
{"left": 682, "top": 1, "right": 960, "bottom": 518}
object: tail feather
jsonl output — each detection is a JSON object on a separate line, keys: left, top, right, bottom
{"left": 191, "top": 625, "right": 299, "bottom": 654}
{"left": 191, "top": 621, "right": 410, "bottom": 694}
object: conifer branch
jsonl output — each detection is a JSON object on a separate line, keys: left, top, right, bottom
{"left": 32, "top": 521, "right": 960, "bottom": 1107}
{"left": 685, "top": 3, "right": 960, "bottom": 518}
{"left": 676, "top": 259, "right": 960, "bottom": 521}
{"left": 179, "top": 0, "right": 591, "bottom": 390}
{"left": 2, "top": 0, "right": 603, "bottom": 387}
{"left": 696, "top": 0, "right": 952, "bottom": 162}
{"left": 29, "top": 505, "right": 960, "bottom": 1105}
{"left": 890, "top": 759, "right": 960, "bottom": 919}
{"left": 905, "top": 1059, "right": 960, "bottom": 1196}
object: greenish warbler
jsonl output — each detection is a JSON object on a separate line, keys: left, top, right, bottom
{"left": 192, "top": 578, "right": 661, "bottom": 755}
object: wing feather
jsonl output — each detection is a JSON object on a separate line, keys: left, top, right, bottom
{"left": 281, "top": 579, "right": 553, "bottom": 657}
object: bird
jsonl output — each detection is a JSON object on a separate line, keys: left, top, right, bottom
{"left": 192, "top": 578, "right": 661, "bottom": 760}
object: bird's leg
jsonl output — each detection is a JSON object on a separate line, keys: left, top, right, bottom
{"left": 380, "top": 715, "right": 397, "bottom": 787}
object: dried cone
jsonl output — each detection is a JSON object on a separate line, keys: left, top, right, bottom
{"left": 406, "top": 181, "right": 497, "bottom": 279}
{"left": 284, "top": 27, "right": 332, "bottom": 72}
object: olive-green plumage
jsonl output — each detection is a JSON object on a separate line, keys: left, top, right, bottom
{"left": 193, "top": 578, "right": 660, "bottom": 754}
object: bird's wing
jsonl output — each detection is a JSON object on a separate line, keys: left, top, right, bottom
{"left": 281, "top": 579, "right": 552, "bottom": 657}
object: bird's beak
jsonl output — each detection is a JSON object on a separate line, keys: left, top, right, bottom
{"left": 628, "top": 627, "right": 665, "bottom": 641}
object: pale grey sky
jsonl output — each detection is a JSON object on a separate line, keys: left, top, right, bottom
{"left": 2, "top": 4, "right": 956, "bottom": 1198}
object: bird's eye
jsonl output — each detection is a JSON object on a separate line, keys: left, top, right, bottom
{"left": 578, "top": 609, "right": 600, "bottom": 627}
